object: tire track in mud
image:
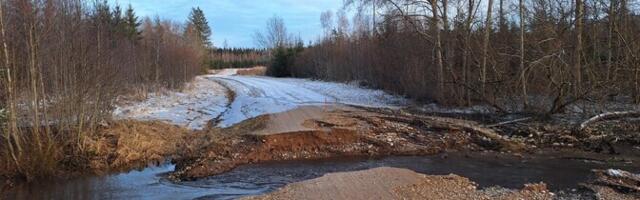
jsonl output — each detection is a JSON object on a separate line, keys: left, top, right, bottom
{"left": 206, "top": 77, "right": 236, "bottom": 127}
{"left": 203, "top": 74, "right": 406, "bottom": 128}
{"left": 210, "top": 76, "right": 335, "bottom": 127}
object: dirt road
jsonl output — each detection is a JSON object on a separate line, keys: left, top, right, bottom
{"left": 115, "top": 69, "right": 405, "bottom": 129}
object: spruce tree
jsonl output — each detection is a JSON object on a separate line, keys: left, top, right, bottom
{"left": 93, "top": 0, "right": 112, "bottom": 28}
{"left": 112, "top": 4, "right": 123, "bottom": 28}
{"left": 187, "top": 7, "right": 212, "bottom": 47}
{"left": 124, "top": 4, "right": 142, "bottom": 42}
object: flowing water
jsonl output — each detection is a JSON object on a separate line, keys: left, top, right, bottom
{"left": 4, "top": 152, "right": 638, "bottom": 200}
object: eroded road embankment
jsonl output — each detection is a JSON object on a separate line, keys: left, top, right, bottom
{"left": 170, "top": 105, "right": 509, "bottom": 181}
{"left": 168, "top": 104, "right": 640, "bottom": 199}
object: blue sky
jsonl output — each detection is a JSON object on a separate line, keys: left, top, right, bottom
{"left": 116, "top": 0, "right": 344, "bottom": 48}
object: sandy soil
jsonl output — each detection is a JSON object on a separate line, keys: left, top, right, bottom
{"left": 244, "top": 167, "right": 554, "bottom": 200}
{"left": 253, "top": 105, "right": 355, "bottom": 135}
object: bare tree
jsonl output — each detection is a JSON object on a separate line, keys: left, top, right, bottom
{"left": 254, "top": 15, "right": 290, "bottom": 49}
{"left": 321, "top": 11, "right": 333, "bottom": 37}
{"left": 0, "top": 0, "right": 21, "bottom": 164}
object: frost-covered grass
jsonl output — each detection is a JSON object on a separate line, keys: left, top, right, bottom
{"left": 114, "top": 76, "right": 229, "bottom": 130}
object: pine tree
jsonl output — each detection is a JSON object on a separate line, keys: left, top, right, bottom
{"left": 124, "top": 4, "right": 142, "bottom": 42}
{"left": 187, "top": 7, "right": 212, "bottom": 48}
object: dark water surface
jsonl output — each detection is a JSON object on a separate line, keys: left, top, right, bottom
{"left": 4, "top": 152, "right": 638, "bottom": 200}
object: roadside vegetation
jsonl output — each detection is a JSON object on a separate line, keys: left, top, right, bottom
{"left": 260, "top": 0, "right": 640, "bottom": 115}
{"left": 207, "top": 48, "right": 269, "bottom": 69}
{"left": 0, "top": 0, "right": 210, "bottom": 181}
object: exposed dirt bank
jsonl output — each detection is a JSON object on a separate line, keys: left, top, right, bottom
{"left": 85, "top": 120, "right": 196, "bottom": 172}
{"left": 244, "top": 167, "right": 554, "bottom": 200}
{"left": 170, "top": 106, "right": 512, "bottom": 180}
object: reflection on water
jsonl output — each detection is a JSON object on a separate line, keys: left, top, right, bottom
{"left": 5, "top": 153, "right": 639, "bottom": 200}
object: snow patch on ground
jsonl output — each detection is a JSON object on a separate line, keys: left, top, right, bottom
{"left": 113, "top": 76, "right": 229, "bottom": 130}
{"left": 280, "top": 78, "right": 408, "bottom": 108}
{"left": 213, "top": 76, "right": 407, "bottom": 127}
{"left": 115, "top": 68, "right": 407, "bottom": 129}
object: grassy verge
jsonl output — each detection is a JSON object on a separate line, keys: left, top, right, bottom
{"left": 1, "top": 120, "right": 199, "bottom": 186}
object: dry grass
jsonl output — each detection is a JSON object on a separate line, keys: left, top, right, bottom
{"left": 87, "top": 120, "right": 195, "bottom": 172}
{"left": 1, "top": 120, "right": 201, "bottom": 185}
{"left": 237, "top": 66, "right": 267, "bottom": 76}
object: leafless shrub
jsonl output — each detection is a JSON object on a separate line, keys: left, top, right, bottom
{"left": 0, "top": 0, "right": 205, "bottom": 179}
{"left": 293, "top": 0, "right": 640, "bottom": 114}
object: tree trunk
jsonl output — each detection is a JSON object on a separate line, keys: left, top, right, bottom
{"left": 481, "top": 0, "right": 494, "bottom": 95}
{"left": 607, "top": 0, "right": 615, "bottom": 82}
{"left": 463, "top": 0, "right": 475, "bottom": 106}
{"left": 442, "top": 0, "right": 455, "bottom": 101}
{"left": 430, "top": 0, "right": 444, "bottom": 102}
{"left": 520, "top": 0, "right": 527, "bottom": 108}
{"left": 26, "top": 12, "right": 42, "bottom": 151}
{"left": 372, "top": 0, "right": 376, "bottom": 34}
{"left": 499, "top": 0, "right": 505, "bottom": 33}
{"left": 575, "top": 0, "right": 584, "bottom": 96}
{"left": 0, "top": 0, "right": 22, "bottom": 163}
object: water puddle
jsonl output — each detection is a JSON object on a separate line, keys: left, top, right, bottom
{"left": 4, "top": 152, "right": 638, "bottom": 199}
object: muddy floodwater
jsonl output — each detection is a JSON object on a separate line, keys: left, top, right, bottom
{"left": 4, "top": 152, "right": 638, "bottom": 200}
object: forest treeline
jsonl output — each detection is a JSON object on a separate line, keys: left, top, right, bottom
{"left": 207, "top": 48, "right": 269, "bottom": 69}
{"left": 0, "top": 0, "right": 209, "bottom": 179}
{"left": 279, "top": 0, "right": 640, "bottom": 114}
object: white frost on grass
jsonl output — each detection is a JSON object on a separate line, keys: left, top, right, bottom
{"left": 212, "top": 76, "right": 406, "bottom": 127}
{"left": 113, "top": 76, "right": 229, "bottom": 130}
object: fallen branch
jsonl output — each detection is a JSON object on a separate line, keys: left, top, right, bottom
{"left": 486, "top": 117, "right": 532, "bottom": 128}
{"left": 404, "top": 115, "right": 527, "bottom": 151}
{"left": 363, "top": 108, "right": 527, "bottom": 151}
{"left": 578, "top": 111, "right": 640, "bottom": 131}
{"left": 592, "top": 169, "right": 640, "bottom": 193}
